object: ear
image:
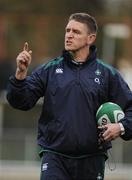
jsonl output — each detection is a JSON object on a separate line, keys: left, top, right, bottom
{"left": 87, "top": 34, "right": 96, "bottom": 46}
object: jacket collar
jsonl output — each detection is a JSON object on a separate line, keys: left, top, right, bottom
{"left": 62, "top": 45, "right": 97, "bottom": 67}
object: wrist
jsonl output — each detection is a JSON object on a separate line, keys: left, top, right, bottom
{"left": 15, "top": 68, "right": 28, "bottom": 80}
{"left": 119, "top": 122, "right": 125, "bottom": 135}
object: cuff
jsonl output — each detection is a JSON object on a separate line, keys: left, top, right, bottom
{"left": 9, "top": 75, "right": 26, "bottom": 87}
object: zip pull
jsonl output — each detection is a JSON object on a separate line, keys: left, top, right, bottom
{"left": 97, "top": 173, "right": 103, "bottom": 180}
{"left": 107, "top": 149, "right": 116, "bottom": 171}
{"left": 76, "top": 66, "right": 81, "bottom": 85}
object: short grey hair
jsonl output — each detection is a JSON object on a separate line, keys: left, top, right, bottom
{"left": 68, "top": 13, "right": 98, "bottom": 33}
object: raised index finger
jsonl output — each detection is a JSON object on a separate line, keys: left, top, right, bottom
{"left": 23, "top": 42, "right": 29, "bottom": 51}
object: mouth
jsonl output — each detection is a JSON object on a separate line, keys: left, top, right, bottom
{"left": 66, "top": 40, "right": 72, "bottom": 45}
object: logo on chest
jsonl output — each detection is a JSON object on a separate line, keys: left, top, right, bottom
{"left": 95, "top": 69, "right": 101, "bottom": 76}
{"left": 55, "top": 68, "right": 63, "bottom": 74}
{"left": 94, "top": 69, "right": 101, "bottom": 84}
{"left": 94, "top": 77, "right": 100, "bottom": 84}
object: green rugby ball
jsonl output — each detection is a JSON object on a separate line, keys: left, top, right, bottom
{"left": 96, "top": 102, "right": 125, "bottom": 126}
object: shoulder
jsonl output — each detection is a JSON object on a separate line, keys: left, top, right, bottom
{"left": 96, "top": 58, "right": 117, "bottom": 76}
{"left": 41, "top": 56, "right": 64, "bottom": 70}
{"left": 31, "top": 56, "right": 64, "bottom": 78}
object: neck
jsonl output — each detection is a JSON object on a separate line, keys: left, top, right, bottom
{"left": 70, "top": 46, "right": 90, "bottom": 62}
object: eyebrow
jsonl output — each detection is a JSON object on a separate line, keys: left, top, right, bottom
{"left": 65, "top": 27, "right": 82, "bottom": 34}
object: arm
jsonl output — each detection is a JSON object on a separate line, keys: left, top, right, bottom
{"left": 6, "top": 43, "right": 46, "bottom": 110}
{"left": 103, "top": 70, "right": 132, "bottom": 141}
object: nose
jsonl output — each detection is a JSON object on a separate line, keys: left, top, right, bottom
{"left": 66, "top": 30, "right": 73, "bottom": 38}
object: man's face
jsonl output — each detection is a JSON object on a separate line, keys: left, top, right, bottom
{"left": 65, "top": 20, "right": 90, "bottom": 52}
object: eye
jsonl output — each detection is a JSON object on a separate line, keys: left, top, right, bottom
{"left": 65, "top": 28, "right": 70, "bottom": 33}
{"left": 73, "top": 29, "right": 81, "bottom": 34}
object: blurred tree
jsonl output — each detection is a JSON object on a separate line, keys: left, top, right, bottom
{"left": 0, "top": 0, "right": 131, "bottom": 69}
{"left": 0, "top": 0, "right": 105, "bottom": 14}
{"left": 104, "top": 0, "right": 132, "bottom": 16}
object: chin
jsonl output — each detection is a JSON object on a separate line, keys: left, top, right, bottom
{"left": 65, "top": 46, "right": 75, "bottom": 51}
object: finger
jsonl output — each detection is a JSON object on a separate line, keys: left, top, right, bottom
{"left": 103, "top": 135, "right": 110, "bottom": 141}
{"left": 103, "top": 130, "right": 115, "bottom": 141}
{"left": 104, "top": 135, "right": 114, "bottom": 141}
{"left": 29, "top": 50, "right": 32, "bottom": 55}
{"left": 98, "top": 126, "right": 103, "bottom": 129}
{"left": 18, "top": 53, "right": 29, "bottom": 61}
{"left": 18, "top": 58, "right": 26, "bottom": 64}
{"left": 21, "top": 54, "right": 29, "bottom": 61}
{"left": 23, "top": 42, "right": 29, "bottom": 51}
{"left": 18, "top": 58, "right": 28, "bottom": 67}
{"left": 22, "top": 51, "right": 32, "bottom": 59}
{"left": 102, "top": 129, "right": 110, "bottom": 139}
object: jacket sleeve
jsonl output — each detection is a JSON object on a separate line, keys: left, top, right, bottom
{"left": 6, "top": 65, "right": 47, "bottom": 110}
{"left": 108, "top": 69, "right": 132, "bottom": 140}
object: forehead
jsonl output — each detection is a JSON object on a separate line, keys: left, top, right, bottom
{"left": 66, "top": 20, "right": 88, "bottom": 32}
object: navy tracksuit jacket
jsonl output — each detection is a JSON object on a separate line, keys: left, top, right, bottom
{"left": 7, "top": 46, "right": 132, "bottom": 157}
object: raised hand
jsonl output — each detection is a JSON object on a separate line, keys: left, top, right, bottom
{"left": 16, "top": 42, "right": 32, "bottom": 80}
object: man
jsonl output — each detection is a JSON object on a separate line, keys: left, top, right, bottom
{"left": 7, "top": 13, "right": 132, "bottom": 180}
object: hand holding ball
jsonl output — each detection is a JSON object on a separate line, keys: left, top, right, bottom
{"left": 96, "top": 102, "right": 125, "bottom": 126}
{"left": 96, "top": 102, "right": 125, "bottom": 149}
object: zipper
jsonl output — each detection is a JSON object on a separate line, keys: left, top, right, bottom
{"left": 76, "top": 66, "right": 81, "bottom": 85}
